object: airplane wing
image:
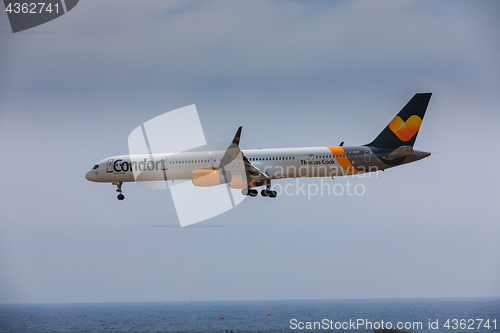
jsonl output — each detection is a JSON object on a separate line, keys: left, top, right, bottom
{"left": 241, "top": 153, "right": 270, "bottom": 181}
{"left": 217, "top": 127, "right": 269, "bottom": 184}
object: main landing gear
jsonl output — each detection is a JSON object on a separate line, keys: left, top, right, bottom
{"left": 261, "top": 188, "right": 277, "bottom": 198}
{"left": 114, "top": 182, "right": 125, "bottom": 200}
{"left": 241, "top": 181, "right": 277, "bottom": 198}
{"left": 241, "top": 188, "right": 258, "bottom": 197}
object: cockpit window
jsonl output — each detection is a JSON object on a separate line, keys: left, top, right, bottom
{"left": 93, "top": 165, "right": 99, "bottom": 169}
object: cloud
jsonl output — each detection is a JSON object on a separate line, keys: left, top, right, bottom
{"left": 2, "top": 0, "right": 498, "bottom": 99}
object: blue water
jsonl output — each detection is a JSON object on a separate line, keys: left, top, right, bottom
{"left": 0, "top": 298, "right": 499, "bottom": 333}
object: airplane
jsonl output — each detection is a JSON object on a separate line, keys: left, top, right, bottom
{"left": 85, "top": 93, "right": 432, "bottom": 200}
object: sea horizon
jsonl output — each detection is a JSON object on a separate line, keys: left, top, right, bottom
{"left": 1, "top": 297, "right": 499, "bottom": 332}
{"left": 2, "top": 295, "right": 499, "bottom": 306}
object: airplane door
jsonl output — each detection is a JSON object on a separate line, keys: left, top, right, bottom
{"left": 107, "top": 159, "right": 114, "bottom": 172}
{"left": 161, "top": 156, "right": 168, "bottom": 170}
{"left": 308, "top": 154, "right": 315, "bottom": 176}
{"left": 161, "top": 156, "right": 168, "bottom": 180}
{"left": 364, "top": 149, "right": 370, "bottom": 163}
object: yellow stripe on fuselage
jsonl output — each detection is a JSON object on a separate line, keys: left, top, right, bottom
{"left": 326, "top": 146, "right": 360, "bottom": 174}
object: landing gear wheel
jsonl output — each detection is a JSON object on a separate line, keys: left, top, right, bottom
{"left": 114, "top": 182, "right": 125, "bottom": 200}
{"left": 242, "top": 188, "right": 258, "bottom": 197}
{"left": 261, "top": 189, "right": 270, "bottom": 197}
{"left": 269, "top": 190, "right": 277, "bottom": 198}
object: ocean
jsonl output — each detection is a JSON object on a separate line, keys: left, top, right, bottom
{"left": 0, "top": 298, "right": 499, "bottom": 333}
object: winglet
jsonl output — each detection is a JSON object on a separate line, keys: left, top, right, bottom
{"left": 232, "top": 126, "right": 242, "bottom": 146}
{"left": 218, "top": 127, "right": 243, "bottom": 170}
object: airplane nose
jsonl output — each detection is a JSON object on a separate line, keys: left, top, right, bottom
{"left": 85, "top": 172, "right": 91, "bottom": 181}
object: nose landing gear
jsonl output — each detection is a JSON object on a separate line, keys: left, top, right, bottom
{"left": 114, "top": 182, "right": 125, "bottom": 200}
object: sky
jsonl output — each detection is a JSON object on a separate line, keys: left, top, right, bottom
{"left": 0, "top": 0, "right": 499, "bottom": 304}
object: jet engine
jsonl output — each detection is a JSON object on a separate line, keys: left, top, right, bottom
{"left": 192, "top": 169, "right": 231, "bottom": 187}
{"left": 192, "top": 169, "right": 248, "bottom": 189}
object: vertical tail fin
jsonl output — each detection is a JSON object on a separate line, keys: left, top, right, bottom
{"left": 366, "top": 93, "right": 431, "bottom": 149}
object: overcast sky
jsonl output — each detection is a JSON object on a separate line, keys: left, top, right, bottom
{"left": 0, "top": 0, "right": 499, "bottom": 304}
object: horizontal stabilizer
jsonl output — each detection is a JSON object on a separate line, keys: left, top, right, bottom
{"left": 384, "top": 146, "right": 414, "bottom": 160}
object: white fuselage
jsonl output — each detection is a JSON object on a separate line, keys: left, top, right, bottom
{"left": 85, "top": 146, "right": 430, "bottom": 184}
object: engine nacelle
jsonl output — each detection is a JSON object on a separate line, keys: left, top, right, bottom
{"left": 192, "top": 169, "right": 232, "bottom": 187}
{"left": 228, "top": 179, "right": 247, "bottom": 189}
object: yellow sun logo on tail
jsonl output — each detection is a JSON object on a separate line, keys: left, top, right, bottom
{"left": 388, "top": 115, "right": 422, "bottom": 141}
